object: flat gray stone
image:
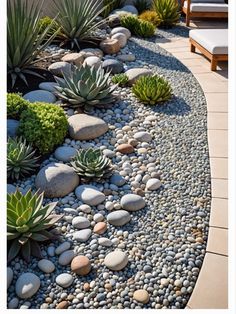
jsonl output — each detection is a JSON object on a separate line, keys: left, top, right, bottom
{"left": 48, "top": 61, "right": 71, "bottom": 77}
{"left": 73, "top": 229, "right": 92, "bottom": 242}
{"left": 39, "top": 82, "right": 59, "bottom": 92}
{"left": 110, "top": 173, "right": 126, "bottom": 186}
{"left": 68, "top": 114, "right": 108, "bottom": 140}
{"left": 15, "top": 273, "right": 40, "bottom": 299}
{"left": 58, "top": 250, "right": 75, "bottom": 266}
{"left": 146, "top": 178, "right": 161, "bottom": 191}
{"left": 102, "top": 59, "right": 124, "bottom": 74}
{"left": 104, "top": 250, "right": 128, "bottom": 270}
{"left": 121, "top": 5, "right": 138, "bottom": 15}
{"left": 54, "top": 146, "right": 77, "bottom": 162}
{"left": 75, "top": 185, "right": 105, "bottom": 206}
{"left": 98, "top": 237, "right": 113, "bottom": 247}
{"left": 35, "top": 163, "right": 79, "bottom": 198}
{"left": 134, "top": 131, "right": 152, "bottom": 142}
{"left": 125, "top": 68, "right": 153, "bottom": 86}
{"left": 7, "top": 119, "right": 19, "bottom": 137}
{"left": 117, "top": 54, "right": 136, "bottom": 62}
{"left": 72, "top": 216, "right": 90, "bottom": 229}
{"left": 107, "top": 210, "right": 131, "bottom": 226}
{"left": 23, "top": 90, "right": 56, "bottom": 103}
{"left": 56, "top": 273, "right": 73, "bottom": 288}
{"left": 120, "top": 194, "right": 146, "bottom": 211}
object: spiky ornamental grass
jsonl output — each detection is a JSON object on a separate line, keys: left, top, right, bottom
{"left": 7, "top": 137, "right": 40, "bottom": 181}
{"left": 70, "top": 148, "right": 112, "bottom": 181}
{"left": 139, "top": 10, "right": 161, "bottom": 26}
{"left": 7, "top": 0, "right": 59, "bottom": 87}
{"left": 7, "top": 190, "right": 63, "bottom": 262}
{"left": 132, "top": 75, "right": 172, "bottom": 105}
{"left": 52, "top": 0, "right": 107, "bottom": 49}
{"left": 152, "top": 0, "right": 180, "bottom": 28}
{"left": 55, "top": 64, "right": 117, "bottom": 111}
{"left": 111, "top": 74, "right": 129, "bottom": 87}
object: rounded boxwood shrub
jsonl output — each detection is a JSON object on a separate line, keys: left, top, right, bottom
{"left": 18, "top": 102, "right": 68, "bottom": 154}
{"left": 7, "top": 93, "right": 30, "bottom": 120}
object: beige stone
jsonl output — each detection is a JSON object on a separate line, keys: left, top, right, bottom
{"left": 133, "top": 289, "right": 150, "bottom": 304}
{"left": 93, "top": 222, "right": 107, "bottom": 234}
{"left": 71, "top": 256, "right": 91, "bottom": 275}
{"left": 100, "top": 38, "right": 120, "bottom": 54}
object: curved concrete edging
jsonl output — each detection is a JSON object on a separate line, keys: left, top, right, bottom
{"left": 158, "top": 37, "right": 228, "bottom": 309}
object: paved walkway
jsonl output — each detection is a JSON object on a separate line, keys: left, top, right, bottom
{"left": 158, "top": 21, "right": 228, "bottom": 309}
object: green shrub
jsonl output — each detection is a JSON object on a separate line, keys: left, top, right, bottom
{"left": 55, "top": 64, "right": 116, "bottom": 111}
{"left": 120, "top": 15, "right": 155, "bottom": 37}
{"left": 7, "top": 0, "right": 59, "bottom": 87}
{"left": 135, "top": 0, "right": 151, "bottom": 14}
{"left": 139, "top": 10, "right": 161, "bottom": 26}
{"left": 52, "top": 0, "right": 107, "bottom": 49}
{"left": 111, "top": 74, "right": 129, "bottom": 87}
{"left": 132, "top": 75, "right": 172, "bottom": 105}
{"left": 7, "top": 137, "right": 39, "bottom": 181}
{"left": 7, "top": 93, "right": 30, "bottom": 120}
{"left": 71, "top": 148, "right": 112, "bottom": 181}
{"left": 18, "top": 103, "right": 68, "bottom": 154}
{"left": 7, "top": 189, "right": 63, "bottom": 262}
{"left": 152, "top": 0, "right": 180, "bottom": 28}
{"left": 38, "top": 16, "right": 60, "bottom": 36}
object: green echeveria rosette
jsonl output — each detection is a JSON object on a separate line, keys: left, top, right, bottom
{"left": 70, "top": 148, "right": 113, "bottom": 181}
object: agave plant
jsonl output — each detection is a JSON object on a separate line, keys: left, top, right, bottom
{"left": 54, "top": 64, "right": 117, "bottom": 111}
{"left": 132, "top": 75, "right": 172, "bottom": 105}
{"left": 7, "top": 137, "right": 40, "bottom": 181}
{"left": 70, "top": 148, "right": 112, "bottom": 181}
{"left": 52, "top": 0, "right": 107, "bottom": 49}
{"left": 7, "top": 190, "right": 63, "bottom": 262}
{"left": 7, "top": 0, "right": 59, "bottom": 87}
{"left": 152, "top": 0, "right": 180, "bottom": 28}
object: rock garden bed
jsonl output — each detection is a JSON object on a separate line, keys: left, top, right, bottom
{"left": 7, "top": 0, "right": 211, "bottom": 310}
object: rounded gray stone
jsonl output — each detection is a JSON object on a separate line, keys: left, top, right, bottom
{"left": 55, "top": 242, "right": 71, "bottom": 255}
{"left": 134, "top": 131, "right": 152, "bottom": 142}
{"left": 35, "top": 163, "right": 79, "bottom": 198}
{"left": 111, "top": 33, "right": 127, "bottom": 48}
{"left": 48, "top": 61, "right": 71, "bottom": 77}
{"left": 73, "top": 229, "right": 92, "bottom": 242}
{"left": 7, "top": 267, "right": 13, "bottom": 289}
{"left": 56, "top": 273, "right": 73, "bottom": 288}
{"left": 68, "top": 114, "right": 108, "bottom": 140}
{"left": 23, "top": 90, "right": 56, "bottom": 103}
{"left": 15, "top": 273, "right": 40, "bottom": 299}
{"left": 104, "top": 251, "right": 128, "bottom": 271}
{"left": 72, "top": 216, "right": 90, "bottom": 229}
{"left": 107, "top": 210, "right": 131, "bottom": 226}
{"left": 37, "top": 259, "right": 55, "bottom": 273}
{"left": 146, "top": 178, "right": 161, "bottom": 191}
{"left": 54, "top": 146, "right": 77, "bottom": 162}
{"left": 83, "top": 56, "right": 102, "bottom": 69}
{"left": 102, "top": 59, "right": 124, "bottom": 74}
{"left": 58, "top": 250, "right": 75, "bottom": 266}
{"left": 39, "top": 82, "right": 59, "bottom": 92}
{"left": 75, "top": 185, "right": 105, "bottom": 206}
{"left": 7, "top": 119, "right": 19, "bottom": 137}
{"left": 125, "top": 68, "right": 153, "bottom": 86}
{"left": 120, "top": 194, "right": 145, "bottom": 211}
{"left": 110, "top": 27, "right": 131, "bottom": 39}
{"left": 110, "top": 173, "right": 126, "bottom": 186}
{"left": 98, "top": 237, "right": 113, "bottom": 247}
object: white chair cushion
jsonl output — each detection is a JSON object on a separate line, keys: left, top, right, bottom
{"left": 191, "top": 0, "right": 225, "bottom": 3}
{"left": 184, "top": 1, "right": 228, "bottom": 12}
{"left": 190, "top": 29, "right": 228, "bottom": 54}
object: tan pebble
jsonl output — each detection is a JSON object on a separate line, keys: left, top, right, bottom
{"left": 100, "top": 38, "right": 120, "bottom": 54}
{"left": 83, "top": 282, "right": 90, "bottom": 292}
{"left": 104, "top": 283, "right": 112, "bottom": 291}
{"left": 117, "top": 144, "right": 134, "bottom": 154}
{"left": 71, "top": 255, "right": 91, "bottom": 275}
{"left": 56, "top": 301, "right": 69, "bottom": 309}
{"left": 133, "top": 289, "right": 150, "bottom": 304}
{"left": 45, "top": 297, "right": 52, "bottom": 304}
{"left": 93, "top": 222, "right": 107, "bottom": 234}
{"left": 135, "top": 188, "right": 145, "bottom": 197}
{"left": 196, "top": 237, "right": 204, "bottom": 243}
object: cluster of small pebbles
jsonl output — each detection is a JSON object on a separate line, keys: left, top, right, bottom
{"left": 7, "top": 22, "right": 211, "bottom": 309}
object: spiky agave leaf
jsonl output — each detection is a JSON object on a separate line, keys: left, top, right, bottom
{"left": 152, "top": 0, "right": 180, "bottom": 28}
{"left": 7, "top": 137, "right": 40, "bottom": 181}
{"left": 7, "top": 0, "right": 60, "bottom": 87}
{"left": 54, "top": 64, "right": 117, "bottom": 110}
{"left": 70, "top": 148, "right": 112, "bottom": 181}
{"left": 132, "top": 75, "right": 172, "bottom": 105}
{"left": 7, "top": 190, "right": 63, "bottom": 262}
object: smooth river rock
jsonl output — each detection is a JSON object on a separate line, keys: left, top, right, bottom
{"left": 7, "top": 119, "right": 19, "bottom": 137}
{"left": 58, "top": 250, "right": 75, "bottom": 266}
{"left": 75, "top": 185, "right": 105, "bottom": 206}
{"left": 71, "top": 255, "right": 91, "bottom": 275}
{"left": 56, "top": 273, "right": 73, "bottom": 288}
{"left": 110, "top": 27, "right": 131, "bottom": 39}
{"left": 23, "top": 90, "right": 56, "bottom": 103}
{"left": 107, "top": 210, "right": 131, "bottom": 226}
{"left": 72, "top": 216, "right": 90, "bottom": 229}
{"left": 15, "top": 273, "right": 40, "bottom": 299}
{"left": 68, "top": 114, "right": 108, "bottom": 140}
{"left": 73, "top": 229, "right": 92, "bottom": 242}
{"left": 35, "top": 163, "right": 79, "bottom": 198}
{"left": 133, "top": 289, "right": 150, "bottom": 304}
{"left": 134, "top": 131, "right": 152, "bottom": 142}
{"left": 146, "top": 178, "right": 161, "bottom": 191}
{"left": 54, "top": 146, "right": 77, "bottom": 162}
{"left": 125, "top": 68, "right": 153, "bottom": 86}
{"left": 120, "top": 194, "right": 145, "bottom": 211}
{"left": 104, "top": 251, "right": 128, "bottom": 271}
{"left": 37, "top": 259, "right": 55, "bottom": 273}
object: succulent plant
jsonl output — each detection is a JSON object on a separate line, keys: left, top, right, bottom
{"left": 132, "top": 75, "right": 172, "bottom": 105}
{"left": 7, "top": 0, "right": 59, "bottom": 87}
{"left": 70, "top": 148, "right": 112, "bottom": 181}
{"left": 7, "top": 190, "right": 63, "bottom": 262}
{"left": 121, "top": 15, "right": 155, "bottom": 38}
{"left": 7, "top": 137, "right": 40, "bottom": 181}
{"left": 139, "top": 10, "right": 161, "bottom": 26}
{"left": 152, "top": 0, "right": 180, "bottom": 28}
{"left": 111, "top": 74, "right": 129, "bottom": 87}
{"left": 54, "top": 64, "right": 117, "bottom": 111}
